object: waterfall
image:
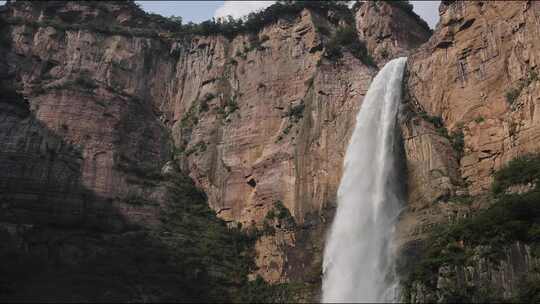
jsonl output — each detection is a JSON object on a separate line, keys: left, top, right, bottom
{"left": 321, "top": 57, "right": 407, "bottom": 303}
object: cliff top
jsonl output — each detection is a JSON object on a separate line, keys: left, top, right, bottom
{"left": 2, "top": 1, "right": 431, "bottom": 41}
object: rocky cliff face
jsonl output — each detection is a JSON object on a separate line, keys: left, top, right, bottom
{"left": 2, "top": 0, "right": 538, "bottom": 302}
{"left": 355, "top": 1, "right": 432, "bottom": 66}
{"left": 406, "top": 0, "right": 540, "bottom": 199}
{"left": 0, "top": 2, "right": 268, "bottom": 301}
{"left": 400, "top": 0, "right": 540, "bottom": 257}
{"left": 164, "top": 0, "right": 430, "bottom": 286}
{"left": 398, "top": 1, "right": 540, "bottom": 302}
{"left": 0, "top": 1, "right": 432, "bottom": 300}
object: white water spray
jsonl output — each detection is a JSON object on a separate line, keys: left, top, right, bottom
{"left": 322, "top": 57, "right": 407, "bottom": 303}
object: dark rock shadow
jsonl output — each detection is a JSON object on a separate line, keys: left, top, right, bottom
{"left": 0, "top": 82, "right": 250, "bottom": 302}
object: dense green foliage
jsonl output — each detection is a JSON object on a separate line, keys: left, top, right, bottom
{"left": 238, "top": 276, "right": 313, "bottom": 303}
{"left": 505, "top": 69, "right": 538, "bottom": 105}
{"left": 175, "top": 1, "right": 352, "bottom": 39}
{"left": 325, "top": 25, "right": 375, "bottom": 66}
{"left": 156, "top": 172, "right": 259, "bottom": 301}
{"left": 449, "top": 128, "right": 464, "bottom": 158}
{"left": 286, "top": 103, "right": 306, "bottom": 122}
{"left": 5, "top": 0, "right": 376, "bottom": 66}
{"left": 4, "top": 1, "right": 349, "bottom": 40}
{"left": 402, "top": 154, "right": 540, "bottom": 301}
{"left": 5, "top": 16, "right": 163, "bottom": 39}
{"left": 238, "top": 276, "right": 292, "bottom": 303}
{"left": 419, "top": 111, "right": 444, "bottom": 129}
{"left": 492, "top": 154, "right": 540, "bottom": 194}
{"left": 0, "top": 167, "right": 287, "bottom": 302}
{"left": 265, "top": 201, "right": 296, "bottom": 228}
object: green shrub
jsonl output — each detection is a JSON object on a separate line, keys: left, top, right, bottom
{"left": 449, "top": 194, "right": 473, "bottom": 205}
{"left": 286, "top": 103, "right": 305, "bottom": 122}
{"left": 199, "top": 93, "right": 215, "bottom": 112}
{"left": 123, "top": 191, "right": 159, "bottom": 206}
{"left": 75, "top": 74, "right": 98, "bottom": 90}
{"left": 226, "top": 96, "right": 239, "bottom": 114}
{"left": 185, "top": 141, "right": 207, "bottom": 156}
{"left": 505, "top": 69, "right": 539, "bottom": 105}
{"left": 175, "top": 1, "right": 352, "bottom": 40}
{"left": 179, "top": 101, "right": 200, "bottom": 130}
{"left": 236, "top": 276, "right": 291, "bottom": 303}
{"left": 157, "top": 172, "right": 261, "bottom": 301}
{"left": 474, "top": 116, "right": 485, "bottom": 123}
{"left": 380, "top": 48, "right": 389, "bottom": 59}
{"left": 263, "top": 201, "right": 296, "bottom": 231}
{"left": 506, "top": 88, "right": 520, "bottom": 104}
{"left": 262, "top": 219, "right": 276, "bottom": 236}
{"left": 405, "top": 154, "right": 540, "bottom": 289}
{"left": 325, "top": 25, "right": 375, "bottom": 66}
{"left": 492, "top": 154, "right": 540, "bottom": 195}
{"left": 449, "top": 128, "right": 464, "bottom": 157}
{"left": 419, "top": 111, "right": 443, "bottom": 128}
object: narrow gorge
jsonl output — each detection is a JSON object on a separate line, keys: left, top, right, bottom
{"left": 0, "top": 0, "right": 539, "bottom": 303}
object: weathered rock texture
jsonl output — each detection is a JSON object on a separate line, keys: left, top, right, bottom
{"left": 400, "top": 0, "right": 540, "bottom": 247}
{"left": 0, "top": 1, "right": 433, "bottom": 298}
{"left": 167, "top": 2, "right": 435, "bottom": 286}
{"left": 397, "top": 1, "right": 540, "bottom": 302}
{"left": 5, "top": 0, "right": 540, "bottom": 302}
{"left": 408, "top": 0, "right": 540, "bottom": 199}
{"left": 355, "top": 1, "right": 432, "bottom": 66}
{"left": 406, "top": 242, "right": 540, "bottom": 303}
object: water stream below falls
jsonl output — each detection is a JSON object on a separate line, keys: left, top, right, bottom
{"left": 322, "top": 57, "right": 408, "bottom": 303}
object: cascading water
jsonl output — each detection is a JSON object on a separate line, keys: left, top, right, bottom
{"left": 322, "top": 57, "right": 407, "bottom": 303}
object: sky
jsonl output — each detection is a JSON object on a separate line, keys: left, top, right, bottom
{"left": 0, "top": 1, "right": 441, "bottom": 28}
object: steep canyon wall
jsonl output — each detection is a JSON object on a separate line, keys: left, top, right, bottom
{"left": 2, "top": 0, "right": 538, "bottom": 302}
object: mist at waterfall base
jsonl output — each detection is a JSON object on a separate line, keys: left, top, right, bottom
{"left": 321, "top": 57, "right": 408, "bottom": 303}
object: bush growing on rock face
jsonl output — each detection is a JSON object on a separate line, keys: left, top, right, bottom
{"left": 401, "top": 154, "right": 540, "bottom": 300}
{"left": 492, "top": 154, "right": 540, "bottom": 194}
{"left": 0, "top": 168, "right": 264, "bottom": 302}
{"left": 449, "top": 128, "right": 464, "bottom": 157}
{"left": 238, "top": 275, "right": 313, "bottom": 303}
{"left": 286, "top": 103, "right": 305, "bottom": 122}
{"left": 505, "top": 69, "right": 539, "bottom": 105}
{"left": 266, "top": 201, "right": 296, "bottom": 230}
{"left": 324, "top": 25, "right": 375, "bottom": 66}
{"left": 172, "top": 1, "right": 352, "bottom": 39}
{"left": 506, "top": 88, "right": 520, "bottom": 104}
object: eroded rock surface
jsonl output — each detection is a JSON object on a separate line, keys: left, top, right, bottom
{"left": 4, "top": 0, "right": 539, "bottom": 302}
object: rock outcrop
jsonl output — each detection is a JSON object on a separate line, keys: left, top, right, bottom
{"left": 400, "top": 0, "right": 540, "bottom": 249}
{"left": 355, "top": 1, "right": 432, "bottom": 66}
{"left": 397, "top": 1, "right": 540, "bottom": 302}
{"left": 0, "top": 1, "right": 428, "bottom": 299}
{"left": 4, "top": 0, "right": 540, "bottom": 302}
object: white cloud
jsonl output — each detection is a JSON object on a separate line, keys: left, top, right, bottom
{"left": 411, "top": 1, "right": 440, "bottom": 29}
{"left": 214, "top": 1, "right": 275, "bottom": 20}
